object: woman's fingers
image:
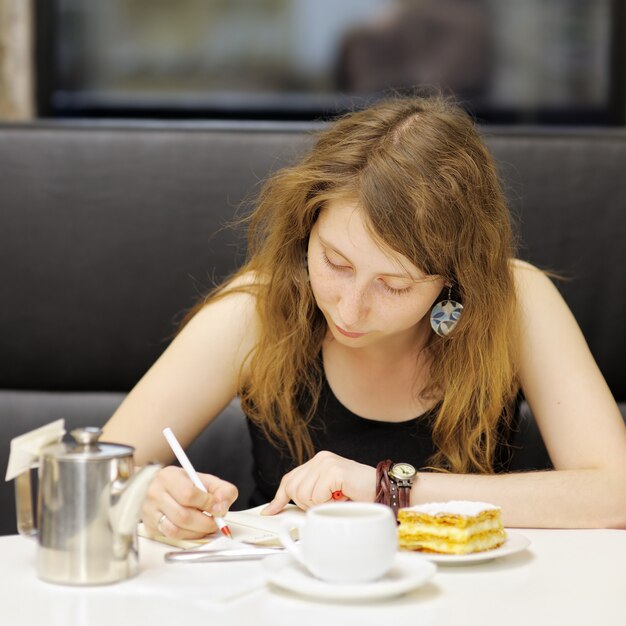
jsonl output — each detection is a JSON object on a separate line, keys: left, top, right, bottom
{"left": 263, "top": 451, "right": 376, "bottom": 515}
{"left": 198, "top": 473, "right": 239, "bottom": 516}
{"left": 152, "top": 492, "right": 216, "bottom": 539}
{"left": 160, "top": 466, "right": 213, "bottom": 508}
{"left": 261, "top": 463, "right": 315, "bottom": 514}
{"left": 142, "top": 466, "right": 238, "bottom": 539}
{"left": 288, "top": 469, "right": 320, "bottom": 511}
{"left": 262, "top": 479, "right": 290, "bottom": 515}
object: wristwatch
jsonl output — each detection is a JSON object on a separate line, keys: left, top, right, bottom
{"left": 388, "top": 462, "right": 417, "bottom": 515}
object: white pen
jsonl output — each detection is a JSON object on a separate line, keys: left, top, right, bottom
{"left": 162, "top": 427, "right": 232, "bottom": 539}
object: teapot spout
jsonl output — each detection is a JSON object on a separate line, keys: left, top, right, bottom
{"left": 110, "top": 464, "right": 161, "bottom": 536}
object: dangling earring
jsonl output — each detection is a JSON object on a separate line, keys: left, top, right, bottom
{"left": 430, "top": 286, "right": 463, "bottom": 337}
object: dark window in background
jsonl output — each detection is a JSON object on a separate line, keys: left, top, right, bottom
{"left": 35, "top": 0, "right": 625, "bottom": 124}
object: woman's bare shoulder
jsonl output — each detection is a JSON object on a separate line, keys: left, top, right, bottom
{"left": 191, "top": 271, "right": 262, "bottom": 340}
{"left": 223, "top": 269, "right": 265, "bottom": 289}
{"left": 509, "top": 257, "right": 542, "bottom": 274}
{"left": 509, "top": 258, "right": 553, "bottom": 297}
{"left": 209, "top": 269, "right": 261, "bottom": 298}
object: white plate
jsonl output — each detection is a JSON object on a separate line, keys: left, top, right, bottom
{"left": 263, "top": 552, "right": 437, "bottom": 601}
{"left": 405, "top": 531, "right": 530, "bottom": 565}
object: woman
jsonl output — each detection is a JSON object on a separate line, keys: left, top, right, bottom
{"left": 103, "top": 96, "right": 626, "bottom": 539}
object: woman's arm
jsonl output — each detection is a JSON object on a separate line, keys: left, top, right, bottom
{"left": 406, "top": 264, "right": 626, "bottom": 527}
{"left": 103, "top": 287, "right": 259, "bottom": 466}
{"left": 265, "top": 263, "right": 626, "bottom": 528}
{"left": 102, "top": 283, "right": 260, "bottom": 539}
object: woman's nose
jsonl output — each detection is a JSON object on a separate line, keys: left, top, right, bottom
{"left": 337, "top": 284, "right": 368, "bottom": 327}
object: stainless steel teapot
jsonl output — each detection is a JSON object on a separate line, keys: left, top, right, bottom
{"left": 15, "top": 426, "right": 161, "bottom": 585}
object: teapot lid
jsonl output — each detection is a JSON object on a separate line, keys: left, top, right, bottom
{"left": 41, "top": 427, "right": 135, "bottom": 461}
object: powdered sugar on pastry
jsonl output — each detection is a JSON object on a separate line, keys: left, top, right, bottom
{"left": 406, "top": 500, "right": 500, "bottom": 517}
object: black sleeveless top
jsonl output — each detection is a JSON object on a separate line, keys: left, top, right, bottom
{"left": 245, "top": 370, "right": 518, "bottom": 506}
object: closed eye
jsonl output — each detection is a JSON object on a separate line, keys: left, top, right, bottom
{"left": 322, "top": 250, "right": 350, "bottom": 271}
{"left": 380, "top": 281, "right": 412, "bottom": 296}
{"left": 322, "top": 251, "right": 413, "bottom": 296}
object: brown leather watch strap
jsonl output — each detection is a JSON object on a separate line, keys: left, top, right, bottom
{"left": 397, "top": 481, "right": 411, "bottom": 510}
{"left": 376, "top": 460, "right": 416, "bottom": 518}
{"left": 374, "top": 459, "right": 393, "bottom": 508}
{"left": 389, "top": 479, "right": 400, "bottom": 518}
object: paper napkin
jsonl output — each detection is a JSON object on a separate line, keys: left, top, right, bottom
{"left": 5, "top": 419, "right": 66, "bottom": 481}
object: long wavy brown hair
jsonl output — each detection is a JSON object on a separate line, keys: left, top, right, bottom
{"left": 184, "top": 96, "right": 520, "bottom": 474}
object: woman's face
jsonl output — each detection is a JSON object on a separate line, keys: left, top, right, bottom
{"left": 307, "top": 198, "right": 444, "bottom": 350}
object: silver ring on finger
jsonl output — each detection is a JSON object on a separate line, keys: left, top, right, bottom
{"left": 157, "top": 512, "right": 168, "bottom": 534}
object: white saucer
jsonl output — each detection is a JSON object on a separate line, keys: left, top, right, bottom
{"left": 406, "top": 531, "right": 531, "bottom": 565}
{"left": 263, "top": 552, "right": 436, "bottom": 601}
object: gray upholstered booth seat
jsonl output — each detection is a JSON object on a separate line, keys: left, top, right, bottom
{"left": 0, "top": 391, "right": 253, "bottom": 503}
{"left": 1, "top": 121, "right": 625, "bottom": 535}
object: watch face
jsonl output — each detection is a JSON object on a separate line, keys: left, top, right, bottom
{"left": 390, "top": 462, "right": 416, "bottom": 480}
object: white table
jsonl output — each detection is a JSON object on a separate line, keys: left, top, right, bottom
{"left": 1, "top": 529, "right": 624, "bottom": 626}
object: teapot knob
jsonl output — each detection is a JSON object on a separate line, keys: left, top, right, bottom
{"left": 70, "top": 427, "right": 103, "bottom": 446}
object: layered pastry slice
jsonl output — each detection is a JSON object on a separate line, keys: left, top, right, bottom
{"left": 398, "top": 500, "right": 506, "bottom": 554}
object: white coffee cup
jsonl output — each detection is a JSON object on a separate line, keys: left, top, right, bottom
{"left": 278, "top": 502, "right": 397, "bottom": 584}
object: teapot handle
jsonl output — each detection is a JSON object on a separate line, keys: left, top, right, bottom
{"left": 15, "top": 470, "right": 37, "bottom": 537}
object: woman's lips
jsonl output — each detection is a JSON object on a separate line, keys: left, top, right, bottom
{"left": 334, "top": 322, "right": 367, "bottom": 338}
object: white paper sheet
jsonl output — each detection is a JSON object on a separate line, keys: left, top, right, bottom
{"left": 139, "top": 503, "right": 303, "bottom": 548}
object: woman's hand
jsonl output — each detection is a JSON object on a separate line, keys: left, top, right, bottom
{"left": 142, "top": 466, "right": 238, "bottom": 540}
{"left": 262, "top": 451, "right": 376, "bottom": 515}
